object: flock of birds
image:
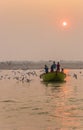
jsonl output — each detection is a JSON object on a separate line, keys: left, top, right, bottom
{"left": 0, "top": 69, "right": 82, "bottom": 83}
{"left": 0, "top": 70, "right": 37, "bottom": 83}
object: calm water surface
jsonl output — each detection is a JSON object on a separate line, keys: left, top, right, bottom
{"left": 0, "top": 69, "right": 83, "bottom": 130}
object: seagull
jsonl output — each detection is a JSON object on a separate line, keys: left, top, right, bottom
{"left": 73, "top": 73, "right": 77, "bottom": 79}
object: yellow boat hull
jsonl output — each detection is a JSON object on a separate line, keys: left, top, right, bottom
{"left": 40, "top": 72, "right": 66, "bottom": 82}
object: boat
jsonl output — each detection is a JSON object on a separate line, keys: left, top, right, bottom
{"left": 40, "top": 71, "right": 66, "bottom": 82}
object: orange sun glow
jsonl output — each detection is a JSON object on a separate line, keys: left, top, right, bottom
{"left": 55, "top": 17, "right": 72, "bottom": 31}
{"left": 62, "top": 21, "right": 68, "bottom": 27}
{"left": 60, "top": 18, "right": 71, "bottom": 30}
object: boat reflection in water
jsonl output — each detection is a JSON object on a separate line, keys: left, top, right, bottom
{"left": 41, "top": 69, "right": 82, "bottom": 130}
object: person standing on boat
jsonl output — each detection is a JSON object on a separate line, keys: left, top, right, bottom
{"left": 50, "top": 64, "right": 54, "bottom": 72}
{"left": 53, "top": 61, "right": 56, "bottom": 71}
{"left": 56, "top": 62, "right": 60, "bottom": 71}
{"left": 44, "top": 65, "right": 49, "bottom": 73}
{"left": 50, "top": 61, "right": 56, "bottom": 72}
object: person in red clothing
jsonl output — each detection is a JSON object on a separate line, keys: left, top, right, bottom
{"left": 56, "top": 62, "right": 60, "bottom": 71}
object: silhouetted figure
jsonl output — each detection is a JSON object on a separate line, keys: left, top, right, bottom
{"left": 50, "top": 61, "right": 56, "bottom": 72}
{"left": 61, "top": 68, "right": 64, "bottom": 73}
{"left": 57, "top": 62, "right": 60, "bottom": 71}
{"left": 44, "top": 65, "right": 48, "bottom": 73}
{"left": 50, "top": 64, "right": 54, "bottom": 72}
{"left": 53, "top": 61, "right": 56, "bottom": 71}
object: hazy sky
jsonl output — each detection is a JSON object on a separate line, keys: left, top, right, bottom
{"left": 0, "top": 0, "right": 83, "bottom": 61}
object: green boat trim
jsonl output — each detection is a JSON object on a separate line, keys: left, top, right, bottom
{"left": 40, "top": 71, "right": 66, "bottom": 82}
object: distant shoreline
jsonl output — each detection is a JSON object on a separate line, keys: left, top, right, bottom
{"left": 0, "top": 61, "right": 83, "bottom": 70}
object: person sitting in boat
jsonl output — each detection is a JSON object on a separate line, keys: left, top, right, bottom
{"left": 44, "top": 65, "right": 49, "bottom": 73}
{"left": 61, "top": 68, "right": 64, "bottom": 73}
{"left": 56, "top": 62, "right": 60, "bottom": 71}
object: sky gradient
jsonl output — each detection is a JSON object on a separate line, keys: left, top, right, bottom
{"left": 0, "top": 0, "right": 83, "bottom": 61}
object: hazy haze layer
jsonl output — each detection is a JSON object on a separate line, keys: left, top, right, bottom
{"left": 0, "top": 0, "right": 83, "bottom": 61}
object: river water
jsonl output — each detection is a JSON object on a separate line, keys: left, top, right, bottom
{"left": 0, "top": 69, "right": 83, "bottom": 130}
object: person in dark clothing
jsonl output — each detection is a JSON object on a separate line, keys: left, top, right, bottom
{"left": 56, "top": 62, "right": 60, "bottom": 71}
{"left": 50, "top": 64, "right": 54, "bottom": 72}
{"left": 44, "top": 65, "right": 48, "bottom": 73}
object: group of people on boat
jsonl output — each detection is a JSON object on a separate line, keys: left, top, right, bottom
{"left": 44, "top": 61, "right": 63, "bottom": 73}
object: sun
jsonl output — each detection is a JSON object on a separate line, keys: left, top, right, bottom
{"left": 62, "top": 21, "right": 68, "bottom": 27}
{"left": 56, "top": 17, "right": 72, "bottom": 30}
